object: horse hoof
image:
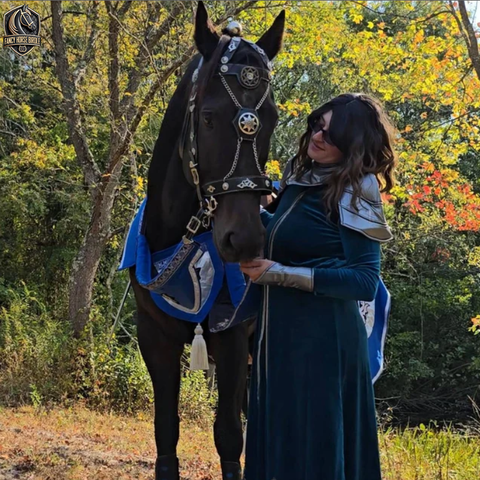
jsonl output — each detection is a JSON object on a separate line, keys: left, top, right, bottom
{"left": 155, "top": 455, "right": 179, "bottom": 480}
{"left": 221, "top": 461, "right": 242, "bottom": 480}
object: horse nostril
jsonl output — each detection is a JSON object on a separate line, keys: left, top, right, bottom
{"left": 225, "top": 231, "right": 236, "bottom": 250}
{"left": 225, "top": 230, "right": 264, "bottom": 260}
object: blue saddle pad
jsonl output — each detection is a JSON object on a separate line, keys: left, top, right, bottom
{"left": 118, "top": 198, "right": 257, "bottom": 331}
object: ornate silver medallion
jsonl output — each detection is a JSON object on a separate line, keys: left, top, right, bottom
{"left": 238, "top": 112, "right": 260, "bottom": 135}
{"left": 240, "top": 66, "right": 260, "bottom": 89}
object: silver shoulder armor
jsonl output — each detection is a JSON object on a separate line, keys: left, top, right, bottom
{"left": 339, "top": 174, "right": 393, "bottom": 242}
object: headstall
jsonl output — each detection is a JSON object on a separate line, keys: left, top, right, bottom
{"left": 179, "top": 35, "right": 275, "bottom": 243}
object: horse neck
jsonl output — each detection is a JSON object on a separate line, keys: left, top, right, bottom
{"left": 145, "top": 60, "right": 199, "bottom": 253}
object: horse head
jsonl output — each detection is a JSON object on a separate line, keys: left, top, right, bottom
{"left": 20, "top": 6, "right": 37, "bottom": 32}
{"left": 188, "top": 2, "right": 285, "bottom": 263}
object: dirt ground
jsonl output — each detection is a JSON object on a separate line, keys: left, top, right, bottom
{"left": 0, "top": 406, "right": 222, "bottom": 480}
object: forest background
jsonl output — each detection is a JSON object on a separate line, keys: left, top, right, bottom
{"left": 1, "top": 0, "right": 480, "bottom": 429}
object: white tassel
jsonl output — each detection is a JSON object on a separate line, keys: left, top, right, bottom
{"left": 190, "top": 324, "right": 209, "bottom": 371}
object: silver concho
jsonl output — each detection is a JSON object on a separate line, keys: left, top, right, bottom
{"left": 240, "top": 66, "right": 260, "bottom": 89}
{"left": 238, "top": 112, "right": 260, "bottom": 135}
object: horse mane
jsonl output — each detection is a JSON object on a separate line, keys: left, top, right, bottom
{"left": 146, "top": 59, "right": 198, "bottom": 197}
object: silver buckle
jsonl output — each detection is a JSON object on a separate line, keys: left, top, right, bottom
{"left": 186, "top": 216, "right": 201, "bottom": 235}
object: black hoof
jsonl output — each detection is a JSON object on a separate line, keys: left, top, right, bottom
{"left": 221, "top": 461, "right": 242, "bottom": 480}
{"left": 155, "top": 455, "right": 179, "bottom": 480}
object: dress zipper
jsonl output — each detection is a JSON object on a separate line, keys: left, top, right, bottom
{"left": 257, "top": 190, "right": 307, "bottom": 400}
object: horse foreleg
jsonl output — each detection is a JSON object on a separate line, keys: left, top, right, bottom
{"left": 210, "top": 321, "right": 249, "bottom": 480}
{"left": 137, "top": 311, "right": 184, "bottom": 480}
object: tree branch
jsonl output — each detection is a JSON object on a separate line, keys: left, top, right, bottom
{"left": 74, "top": 1, "right": 100, "bottom": 88}
{"left": 50, "top": 1, "right": 101, "bottom": 190}
{"left": 105, "top": 1, "right": 121, "bottom": 140}
{"left": 448, "top": 2, "right": 476, "bottom": 70}
{"left": 119, "top": 2, "right": 185, "bottom": 122}
{"left": 42, "top": 10, "right": 87, "bottom": 23}
{"left": 215, "top": 1, "right": 260, "bottom": 25}
{"left": 117, "top": 1, "right": 133, "bottom": 18}
{"left": 107, "top": 46, "right": 196, "bottom": 177}
{"left": 104, "top": 0, "right": 261, "bottom": 182}
{"left": 458, "top": 1, "right": 480, "bottom": 82}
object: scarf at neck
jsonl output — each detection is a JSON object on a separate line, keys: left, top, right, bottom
{"left": 283, "top": 159, "right": 337, "bottom": 189}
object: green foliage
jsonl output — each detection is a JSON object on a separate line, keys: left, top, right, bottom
{"left": 0, "top": 283, "right": 217, "bottom": 422}
{"left": 0, "top": 283, "right": 75, "bottom": 404}
{"left": 377, "top": 223, "right": 480, "bottom": 416}
{"left": 179, "top": 347, "right": 218, "bottom": 426}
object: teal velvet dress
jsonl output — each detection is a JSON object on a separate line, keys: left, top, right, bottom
{"left": 244, "top": 184, "right": 383, "bottom": 480}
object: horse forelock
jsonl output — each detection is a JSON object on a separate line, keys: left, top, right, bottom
{"left": 196, "top": 35, "right": 230, "bottom": 104}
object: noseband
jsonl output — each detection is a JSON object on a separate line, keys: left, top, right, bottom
{"left": 179, "top": 36, "right": 275, "bottom": 241}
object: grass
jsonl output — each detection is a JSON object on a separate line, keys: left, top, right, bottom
{"left": 380, "top": 422, "right": 480, "bottom": 480}
{"left": 0, "top": 406, "right": 479, "bottom": 479}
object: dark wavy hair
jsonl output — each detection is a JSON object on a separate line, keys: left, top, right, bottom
{"left": 291, "top": 93, "right": 397, "bottom": 215}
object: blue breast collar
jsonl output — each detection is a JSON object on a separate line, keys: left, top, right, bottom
{"left": 118, "top": 198, "right": 259, "bottom": 332}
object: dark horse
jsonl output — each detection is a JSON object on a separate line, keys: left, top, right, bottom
{"left": 128, "top": 3, "right": 285, "bottom": 479}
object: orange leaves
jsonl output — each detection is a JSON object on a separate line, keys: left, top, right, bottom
{"left": 402, "top": 165, "right": 480, "bottom": 231}
{"left": 413, "top": 30, "right": 425, "bottom": 45}
{"left": 260, "top": 1, "right": 480, "bottom": 235}
{"left": 381, "top": 192, "right": 394, "bottom": 204}
{"left": 422, "top": 162, "right": 435, "bottom": 172}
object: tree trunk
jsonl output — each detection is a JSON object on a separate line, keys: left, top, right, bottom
{"left": 450, "top": 1, "right": 480, "bottom": 82}
{"left": 69, "top": 162, "right": 123, "bottom": 335}
{"left": 49, "top": 0, "right": 258, "bottom": 334}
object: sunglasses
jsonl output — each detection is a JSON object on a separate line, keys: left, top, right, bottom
{"left": 308, "top": 118, "right": 335, "bottom": 146}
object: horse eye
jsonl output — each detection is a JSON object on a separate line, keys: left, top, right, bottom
{"left": 203, "top": 112, "right": 214, "bottom": 128}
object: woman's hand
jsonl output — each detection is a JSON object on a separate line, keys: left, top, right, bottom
{"left": 239, "top": 258, "right": 275, "bottom": 282}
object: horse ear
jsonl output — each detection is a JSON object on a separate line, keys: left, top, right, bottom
{"left": 256, "top": 10, "right": 285, "bottom": 60}
{"left": 194, "top": 1, "right": 220, "bottom": 61}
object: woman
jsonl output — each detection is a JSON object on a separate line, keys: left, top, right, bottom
{"left": 240, "top": 93, "right": 396, "bottom": 480}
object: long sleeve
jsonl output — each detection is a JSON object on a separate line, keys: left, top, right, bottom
{"left": 260, "top": 206, "right": 274, "bottom": 228}
{"left": 255, "top": 225, "right": 381, "bottom": 302}
{"left": 312, "top": 225, "right": 380, "bottom": 301}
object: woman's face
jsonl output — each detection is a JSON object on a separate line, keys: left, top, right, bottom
{"left": 307, "top": 110, "right": 343, "bottom": 164}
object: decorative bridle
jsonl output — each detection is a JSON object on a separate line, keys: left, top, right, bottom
{"left": 179, "top": 30, "right": 275, "bottom": 243}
